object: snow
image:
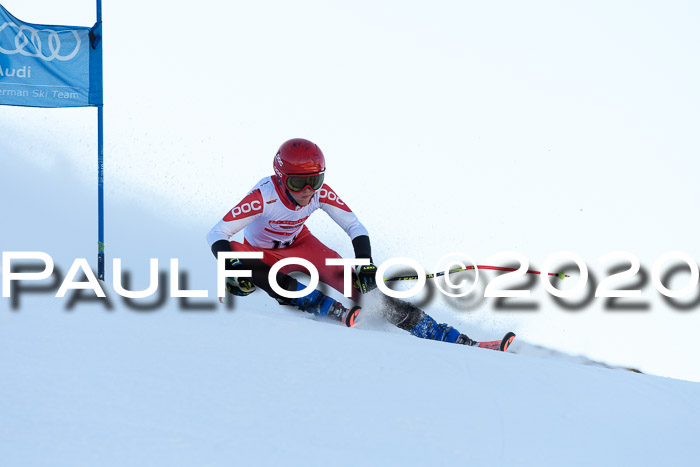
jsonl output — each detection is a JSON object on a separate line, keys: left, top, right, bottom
{"left": 3, "top": 0, "right": 700, "bottom": 465}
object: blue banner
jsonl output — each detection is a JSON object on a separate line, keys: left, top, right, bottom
{"left": 0, "top": 4, "right": 102, "bottom": 108}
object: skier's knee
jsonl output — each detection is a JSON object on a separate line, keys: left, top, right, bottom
{"left": 381, "top": 296, "right": 425, "bottom": 331}
{"left": 272, "top": 273, "right": 299, "bottom": 305}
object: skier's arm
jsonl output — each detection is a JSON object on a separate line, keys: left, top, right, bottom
{"left": 318, "top": 185, "right": 369, "bottom": 251}
{"left": 351, "top": 235, "right": 372, "bottom": 262}
{"left": 210, "top": 239, "right": 234, "bottom": 256}
{"left": 206, "top": 190, "right": 264, "bottom": 257}
{"left": 350, "top": 234, "right": 376, "bottom": 291}
{"left": 319, "top": 185, "right": 377, "bottom": 293}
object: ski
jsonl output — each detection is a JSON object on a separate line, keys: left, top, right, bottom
{"left": 475, "top": 332, "right": 516, "bottom": 352}
{"left": 344, "top": 305, "right": 361, "bottom": 327}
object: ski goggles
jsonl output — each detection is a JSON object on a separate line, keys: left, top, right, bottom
{"left": 285, "top": 172, "right": 325, "bottom": 192}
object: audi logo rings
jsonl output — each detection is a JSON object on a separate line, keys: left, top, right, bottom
{"left": 0, "top": 22, "right": 81, "bottom": 62}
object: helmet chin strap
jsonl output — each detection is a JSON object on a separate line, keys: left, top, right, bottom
{"left": 277, "top": 175, "right": 300, "bottom": 207}
{"left": 285, "top": 189, "right": 300, "bottom": 207}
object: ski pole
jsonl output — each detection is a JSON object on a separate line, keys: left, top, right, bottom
{"left": 384, "top": 265, "right": 569, "bottom": 282}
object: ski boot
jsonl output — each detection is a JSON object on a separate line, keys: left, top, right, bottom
{"left": 408, "top": 312, "right": 477, "bottom": 345}
{"left": 409, "top": 313, "right": 469, "bottom": 343}
{"left": 405, "top": 310, "right": 515, "bottom": 351}
{"left": 288, "top": 285, "right": 361, "bottom": 327}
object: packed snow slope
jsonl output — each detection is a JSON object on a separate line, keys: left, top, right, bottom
{"left": 2, "top": 147, "right": 700, "bottom": 467}
{"left": 3, "top": 301, "right": 700, "bottom": 467}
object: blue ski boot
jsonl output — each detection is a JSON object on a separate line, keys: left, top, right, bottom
{"left": 408, "top": 312, "right": 476, "bottom": 345}
{"left": 289, "top": 284, "right": 361, "bottom": 327}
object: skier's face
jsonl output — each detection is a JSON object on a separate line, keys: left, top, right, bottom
{"left": 289, "top": 185, "right": 316, "bottom": 206}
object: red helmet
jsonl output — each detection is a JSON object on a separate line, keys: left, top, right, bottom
{"left": 273, "top": 138, "right": 326, "bottom": 192}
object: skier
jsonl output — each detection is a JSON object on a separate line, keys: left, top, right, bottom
{"left": 207, "top": 138, "right": 512, "bottom": 349}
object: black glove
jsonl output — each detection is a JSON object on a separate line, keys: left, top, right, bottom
{"left": 226, "top": 276, "right": 257, "bottom": 296}
{"left": 224, "top": 257, "right": 257, "bottom": 296}
{"left": 353, "top": 263, "right": 378, "bottom": 294}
